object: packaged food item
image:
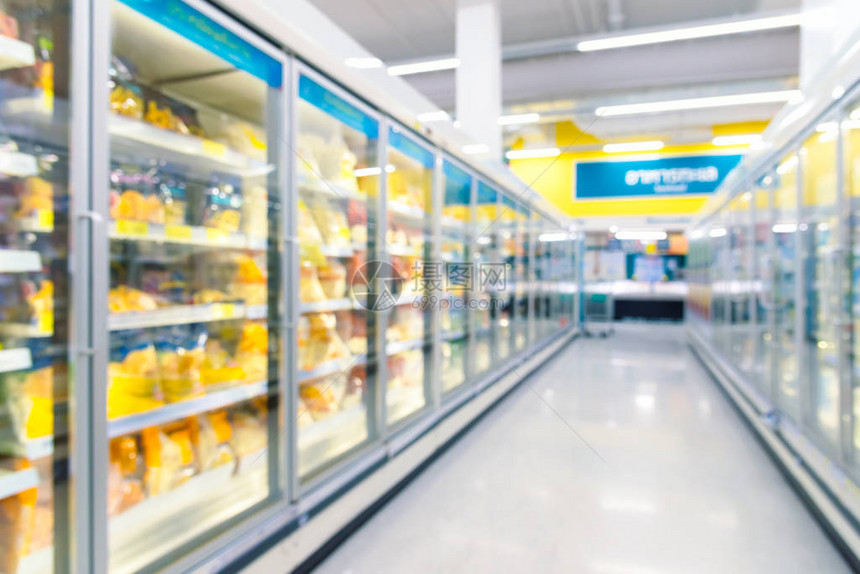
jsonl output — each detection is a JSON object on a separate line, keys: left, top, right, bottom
{"left": 318, "top": 260, "right": 347, "bottom": 299}
{"left": 157, "top": 171, "right": 188, "bottom": 225}
{"left": 109, "top": 56, "right": 144, "bottom": 120}
{"left": 299, "top": 260, "right": 327, "bottom": 303}
{"left": 15, "top": 177, "right": 53, "bottom": 219}
{"left": 296, "top": 134, "right": 323, "bottom": 180}
{"left": 200, "top": 336, "right": 246, "bottom": 387}
{"left": 232, "top": 255, "right": 267, "bottom": 306}
{"left": 231, "top": 400, "right": 268, "bottom": 456}
{"left": 0, "top": 7, "right": 19, "bottom": 39}
{"left": 157, "top": 329, "right": 205, "bottom": 403}
{"left": 1, "top": 354, "right": 54, "bottom": 442}
{"left": 107, "top": 436, "right": 145, "bottom": 516}
{"left": 193, "top": 411, "right": 236, "bottom": 471}
{"left": 108, "top": 338, "right": 164, "bottom": 419}
{"left": 309, "top": 197, "right": 351, "bottom": 247}
{"left": 298, "top": 200, "right": 323, "bottom": 244}
{"left": 192, "top": 289, "right": 230, "bottom": 305}
{"left": 201, "top": 176, "right": 242, "bottom": 233}
{"left": 346, "top": 200, "right": 368, "bottom": 244}
{"left": 299, "top": 382, "right": 339, "bottom": 421}
{"left": 109, "top": 165, "right": 163, "bottom": 224}
{"left": 243, "top": 184, "right": 268, "bottom": 239}
{"left": 235, "top": 321, "right": 268, "bottom": 383}
{"left": 0, "top": 463, "right": 37, "bottom": 574}
{"left": 109, "top": 285, "right": 160, "bottom": 313}
{"left": 142, "top": 424, "right": 197, "bottom": 496}
{"left": 303, "top": 313, "right": 349, "bottom": 370}
{"left": 296, "top": 398, "right": 315, "bottom": 429}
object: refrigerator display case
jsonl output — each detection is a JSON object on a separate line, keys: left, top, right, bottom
{"left": 295, "top": 70, "right": 379, "bottom": 482}
{"left": 103, "top": 0, "right": 285, "bottom": 569}
{"left": 687, "top": 63, "right": 860, "bottom": 553}
{"left": 800, "top": 121, "right": 841, "bottom": 447}
{"left": 773, "top": 155, "right": 800, "bottom": 421}
{"left": 473, "top": 180, "right": 499, "bottom": 378}
{"left": 514, "top": 201, "right": 531, "bottom": 352}
{"left": 728, "top": 192, "right": 753, "bottom": 374}
{"left": 0, "top": 0, "right": 72, "bottom": 572}
{"left": 440, "top": 159, "right": 471, "bottom": 394}
{"left": 383, "top": 125, "right": 433, "bottom": 427}
{"left": 0, "top": 1, "right": 581, "bottom": 570}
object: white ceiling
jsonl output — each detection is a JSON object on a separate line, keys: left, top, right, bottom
{"left": 308, "top": 0, "right": 802, "bottom": 146}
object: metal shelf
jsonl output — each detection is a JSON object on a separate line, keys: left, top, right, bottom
{"left": 0, "top": 150, "right": 38, "bottom": 178}
{"left": 442, "top": 330, "right": 467, "bottom": 342}
{"left": 16, "top": 210, "right": 54, "bottom": 233}
{"left": 0, "top": 35, "right": 35, "bottom": 71}
{"left": 300, "top": 298, "right": 356, "bottom": 313}
{"left": 386, "top": 338, "right": 425, "bottom": 355}
{"left": 298, "top": 357, "right": 361, "bottom": 383}
{"left": 388, "top": 201, "right": 426, "bottom": 222}
{"left": 0, "top": 249, "right": 41, "bottom": 273}
{"left": 389, "top": 244, "right": 422, "bottom": 257}
{"left": 0, "top": 322, "right": 52, "bottom": 339}
{"left": 320, "top": 245, "right": 355, "bottom": 258}
{"left": 0, "top": 348, "right": 32, "bottom": 373}
{"left": 109, "top": 220, "right": 267, "bottom": 250}
{"left": 298, "top": 178, "right": 365, "bottom": 202}
{"left": 0, "top": 435, "right": 53, "bottom": 460}
{"left": 0, "top": 467, "right": 38, "bottom": 501}
{"left": 109, "top": 302, "right": 249, "bottom": 331}
{"left": 108, "top": 381, "right": 268, "bottom": 438}
{"left": 108, "top": 114, "right": 273, "bottom": 178}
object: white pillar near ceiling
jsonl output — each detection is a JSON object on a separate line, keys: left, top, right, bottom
{"left": 456, "top": 0, "right": 502, "bottom": 160}
{"left": 800, "top": 0, "right": 860, "bottom": 89}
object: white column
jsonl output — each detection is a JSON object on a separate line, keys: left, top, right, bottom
{"left": 456, "top": 0, "right": 502, "bottom": 160}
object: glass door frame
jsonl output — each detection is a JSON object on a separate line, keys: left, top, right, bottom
{"left": 291, "top": 63, "right": 387, "bottom": 494}
{"left": 87, "top": 1, "right": 293, "bottom": 571}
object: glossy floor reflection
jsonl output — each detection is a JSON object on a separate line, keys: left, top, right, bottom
{"left": 314, "top": 324, "right": 851, "bottom": 574}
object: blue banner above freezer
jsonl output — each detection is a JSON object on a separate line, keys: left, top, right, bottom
{"left": 574, "top": 154, "right": 743, "bottom": 199}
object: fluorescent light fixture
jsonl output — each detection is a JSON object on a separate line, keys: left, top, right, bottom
{"left": 595, "top": 90, "right": 800, "bottom": 117}
{"left": 688, "top": 229, "right": 705, "bottom": 239}
{"left": 603, "top": 141, "right": 664, "bottom": 154}
{"left": 709, "top": 227, "right": 727, "bottom": 238}
{"left": 578, "top": 13, "right": 802, "bottom": 52}
{"left": 851, "top": 108, "right": 860, "bottom": 121}
{"left": 416, "top": 110, "right": 450, "bottom": 123}
{"left": 353, "top": 166, "right": 381, "bottom": 177}
{"left": 772, "top": 222, "right": 797, "bottom": 234}
{"left": 453, "top": 120, "right": 462, "bottom": 129}
{"left": 777, "top": 155, "right": 798, "bottom": 174}
{"left": 505, "top": 147, "right": 561, "bottom": 160}
{"left": 832, "top": 86, "right": 846, "bottom": 100}
{"left": 816, "top": 121, "right": 838, "bottom": 133}
{"left": 385, "top": 164, "right": 396, "bottom": 173}
{"left": 614, "top": 230, "right": 667, "bottom": 241}
{"left": 538, "top": 232, "right": 570, "bottom": 242}
{"left": 609, "top": 225, "right": 619, "bottom": 233}
{"left": 462, "top": 143, "right": 489, "bottom": 155}
{"left": 498, "top": 113, "right": 540, "bottom": 126}
{"left": 712, "top": 134, "right": 762, "bottom": 146}
{"left": 388, "top": 57, "right": 460, "bottom": 76}
{"left": 476, "top": 236, "right": 492, "bottom": 245}
{"left": 345, "top": 57, "right": 383, "bottom": 69}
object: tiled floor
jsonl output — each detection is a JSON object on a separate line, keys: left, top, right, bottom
{"left": 313, "top": 324, "right": 851, "bottom": 574}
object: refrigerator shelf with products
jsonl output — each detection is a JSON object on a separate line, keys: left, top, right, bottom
{"left": 514, "top": 201, "right": 531, "bottom": 353}
{"left": 295, "top": 70, "right": 379, "bottom": 483}
{"left": 472, "top": 181, "right": 500, "bottom": 378}
{"left": 439, "top": 159, "right": 472, "bottom": 395}
{"left": 383, "top": 125, "right": 433, "bottom": 427}
{"left": 102, "top": 0, "right": 285, "bottom": 570}
{"left": 0, "top": 0, "right": 72, "bottom": 572}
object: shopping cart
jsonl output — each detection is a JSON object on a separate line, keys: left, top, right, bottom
{"left": 583, "top": 289, "right": 614, "bottom": 338}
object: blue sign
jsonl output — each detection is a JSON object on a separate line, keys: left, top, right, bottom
{"left": 443, "top": 160, "right": 471, "bottom": 205}
{"left": 575, "top": 154, "right": 742, "bottom": 199}
{"left": 389, "top": 128, "right": 434, "bottom": 169}
{"left": 299, "top": 75, "right": 378, "bottom": 138}
{"left": 120, "top": 0, "right": 282, "bottom": 87}
{"left": 477, "top": 181, "right": 497, "bottom": 204}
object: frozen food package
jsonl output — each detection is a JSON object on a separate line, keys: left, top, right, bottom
{"left": 200, "top": 176, "right": 243, "bottom": 233}
{"left": 142, "top": 424, "right": 197, "bottom": 496}
{"left": 108, "top": 337, "right": 164, "bottom": 419}
{"left": 308, "top": 197, "right": 351, "bottom": 247}
{"left": 157, "top": 329, "right": 205, "bottom": 403}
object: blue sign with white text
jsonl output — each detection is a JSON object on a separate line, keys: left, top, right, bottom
{"left": 389, "top": 128, "right": 435, "bottom": 169}
{"left": 299, "top": 75, "right": 378, "bottom": 138}
{"left": 444, "top": 161, "right": 471, "bottom": 205}
{"left": 575, "top": 154, "right": 742, "bottom": 199}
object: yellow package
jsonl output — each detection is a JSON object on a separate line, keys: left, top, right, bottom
{"left": 108, "top": 342, "right": 164, "bottom": 419}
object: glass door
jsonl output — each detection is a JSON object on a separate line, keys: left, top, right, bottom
{"left": 496, "top": 194, "right": 516, "bottom": 362}
{"left": 295, "top": 72, "right": 379, "bottom": 481}
{"left": 473, "top": 181, "right": 498, "bottom": 378}
{"left": 384, "top": 126, "right": 432, "bottom": 426}
{"left": 800, "top": 121, "right": 841, "bottom": 447}
{"left": 729, "top": 192, "right": 753, "bottom": 374}
{"left": 440, "top": 160, "right": 471, "bottom": 395}
{"left": 0, "top": 0, "right": 72, "bottom": 571}
{"left": 515, "top": 202, "right": 530, "bottom": 352}
{"left": 753, "top": 181, "right": 773, "bottom": 397}
{"left": 844, "top": 99, "right": 860, "bottom": 463}
{"left": 773, "top": 156, "right": 800, "bottom": 421}
{"left": 104, "top": 1, "right": 284, "bottom": 569}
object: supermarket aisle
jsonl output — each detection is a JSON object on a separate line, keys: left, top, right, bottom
{"left": 312, "top": 324, "right": 851, "bottom": 574}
